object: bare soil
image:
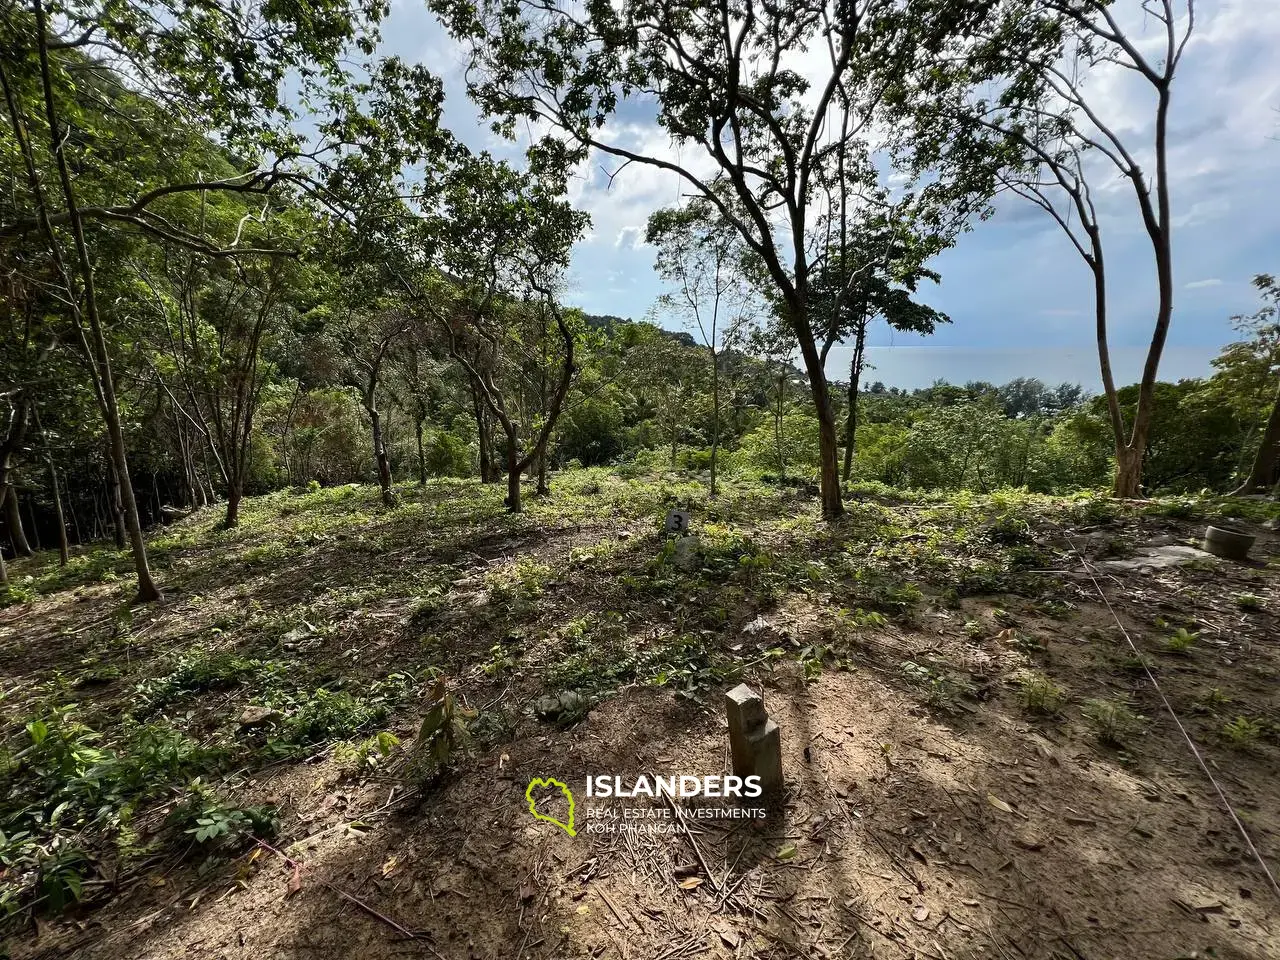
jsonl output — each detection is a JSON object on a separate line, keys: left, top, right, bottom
{"left": 3, "top": 477, "right": 1278, "bottom": 959}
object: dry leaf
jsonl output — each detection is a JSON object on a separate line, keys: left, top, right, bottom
{"left": 912, "top": 905, "right": 930, "bottom": 923}
{"left": 285, "top": 863, "right": 302, "bottom": 899}
{"left": 677, "top": 877, "right": 704, "bottom": 890}
{"left": 776, "top": 842, "right": 798, "bottom": 860}
{"left": 381, "top": 856, "right": 398, "bottom": 877}
{"left": 986, "top": 793, "right": 1014, "bottom": 814}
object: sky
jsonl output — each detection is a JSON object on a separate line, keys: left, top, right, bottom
{"left": 378, "top": 0, "right": 1280, "bottom": 391}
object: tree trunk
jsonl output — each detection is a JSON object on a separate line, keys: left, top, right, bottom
{"left": 1234, "top": 380, "right": 1280, "bottom": 495}
{"left": 775, "top": 374, "right": 786, "bottom": 482}
{"left": 106, "top": 464, "right": 126, "bottom": 548}
{"left": 505, "top": 435, "right": 521, "bottom": 513}
{"left": 709, "top": 348, "right": 719, "bottom": 498}
{"left": 369, "top": 405, "right": 394, "bottom": 506}
{"left": 224, "top": 484, "right": 242, "bottom": 527}
{"left": 31, "top": 3, "right": 160, "bottom": 601}
{"left": 0, "top": 489, "right": 8, "bottom": 586}
{"left": 1113, "top": 444, "right": 1144, "bottom": 498}
{"left": 26, "top": 494, "right": 40, "bottom": 551}
{"left": 535, "top": 447, "right": 549, "bottom": 496}
{"left": 1114, "top": 87, "right": 1175, "bottom": 500}
{"left": 841, "top": 326, "right": 865, "bottom": 484}
{"left": 415, "top": 416, "right": 427, "bottom": 485}
{"left": 48, "top": 458, "right": 69, "bottom": 565}
{"left": 473, "top": 388, "right": 494, "bottom": 483}
{"left": 5, "top": 488, "right": 32, "bottom": 557}
{"left": 791, "top": 304, "right": 843, "bottom": 519}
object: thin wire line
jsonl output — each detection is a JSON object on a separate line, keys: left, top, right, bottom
{"left": 1062, "top": 529, "right": 1280, "bottom": 901}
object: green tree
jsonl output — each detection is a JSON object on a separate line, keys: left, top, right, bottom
{"left": 1221, "top": 275, "right": 1280, "bottom": 494}
{"left": 892, "top": 0, "right": 1195, "bottom": 497}
{"left": 428, "top": 0, "right": 994, "bottom": 518}
{"left": 647, "top": 197, "right": 757, "bottom": 498}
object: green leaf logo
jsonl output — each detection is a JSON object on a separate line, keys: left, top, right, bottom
{"left": 525, "top": 777, "right": 576, "bottom": 836}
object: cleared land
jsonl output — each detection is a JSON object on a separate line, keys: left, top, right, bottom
{"left": 2, "top": 470, "right": 1278, "bottom": 958}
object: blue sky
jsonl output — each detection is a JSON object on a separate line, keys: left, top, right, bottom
{"left": 381, "top": 0, "right": 1280, "bottom": 390}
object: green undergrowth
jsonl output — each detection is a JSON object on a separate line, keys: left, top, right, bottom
{"left": 3, "top": 470, "right": 1274, "bottom": 927}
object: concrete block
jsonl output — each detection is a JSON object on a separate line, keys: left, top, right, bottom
{"left": 725, "top": 683, "right": 783, "bottom": 799}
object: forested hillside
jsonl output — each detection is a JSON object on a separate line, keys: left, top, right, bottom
{"left": 2, "top": 1, "right": 1279, "bottom": 958}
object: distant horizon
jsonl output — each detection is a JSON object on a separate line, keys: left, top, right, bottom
{"left": 575, "top": 308, "right": 1221, "bottom": 393}
{"left": 824, "top": 344, "right": 1218, "bottom": 393}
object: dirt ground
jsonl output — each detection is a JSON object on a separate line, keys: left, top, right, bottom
{"left": 3, "top": 476, "right": 1278, "bottom": 959}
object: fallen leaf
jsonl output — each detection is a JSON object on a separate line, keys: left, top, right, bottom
{"left": 678, "top": 877, "right": 704, "bottom": 890}
{"left": 776, "top": 843, "right": 798, "bottom": 861}
{"left": 718, "top": 931, "right": 739, "bottom": 948}
{"left": 986, "top": 793, "right": 1014, "bottom": 814}
{"left": 912, "top": 905, "right": 930, "bottom": 923}
{"left": 381, "top": 856, "right": 398, "bottom": 877}
{"left": 285, "top": 863, "right": 302, "bottom": 899}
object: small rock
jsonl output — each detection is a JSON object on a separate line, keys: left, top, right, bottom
{"left": 534, "top": 690, "right": 591, "bottom": 721}
{"left": 1098, "top": 544, "right": 1214, "bottom": 572}
{"left": 672, "top": 534, "right": 701, "bottom": 571}
{"left": 238, "top": 705, "right": 281, "bottom": 728}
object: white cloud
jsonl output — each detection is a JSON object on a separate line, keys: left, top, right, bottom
{"left": 615, "top": 225, "right": 644, "bottom": 250}
{"left": 1185, "top": 278, "right": 1223, "bottom": 289}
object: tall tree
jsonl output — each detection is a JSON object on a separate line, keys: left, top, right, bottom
{"left": 1, "top": 0, "right": 446, "bottom": 597}
{"left": 806, "top": 213, "right": 949, "bottom": 482}
{"left": 428, "top": 0, "right": 990, "bottom": 518}
{"left": 647, "top": 198, "right": 757, "bottom": 498}
{"left": 1224, "top": 274, "right": 1280, "bottom": 495}
{"left": 892, "top": 0, "right": 1195, "bottom": 496}
{"left": 407, "top": 152, "right": 588, "bottom": 513}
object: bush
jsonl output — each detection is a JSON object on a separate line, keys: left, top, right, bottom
{"left": 423, "top": 430, "right": 472, "bottom": 478}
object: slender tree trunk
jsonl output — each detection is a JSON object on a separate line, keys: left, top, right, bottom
{"left": 1233, "top": 380, "right": 1280, "bottom": 495}
{"left": 505, "top": 434, "right": 521, "bottom": 513}
{"left": 0, "top": 391, "right": 33, "bottom": 557}
{"left": 842, "top": 323, "right": 866, "bottom": 484}
{"left": 368, "top": 403, "right": 394, "bottom": 506}
{"left": 106, "top": 463, "right": 126, "bottom": 548}
{"left": 32, "top": 1, "right": 159, "bottom": 600}
{"left": 775, "top": 373, "right": 786, "bottom": 482}
{"left": 26, "top": 494, "right": 40, "bottom": 551}
{"left": 535, "top": 447, "right": 549, "bottom": 496}
{"left": 48, "top": 458, "right": 69, "bottom": 565}
{"left": 224, "top": 482, "right": 242, "bottom": 527}
{"left": 1113, "top": 89, "right": 1176, "bottom": 499}
{"left": 472, "top": 387, "right": 493, "bottom": 483}
{"left": 0, "top": 489, "right": 8, "bottom": 586}
{"left": 792, "top": 303, "right": 843, "bottom": 518}
{"left": 415, "top": 416, "right": 427, "bottom": 485}
{"left": 709, "top": 348, "right": 719, "bottom": 498}
{"left": 5, "top": 492, "right": 32, "bottom": 557}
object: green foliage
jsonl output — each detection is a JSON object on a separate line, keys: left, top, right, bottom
{"left": 1016, "top": 672, "right": 1065, "bottom": 716}
{"left": 169, "top": 785, "right": 278, "bottom": 848}
{"left": 413, "top": 681, "right": 474, "bottom": 779}
{"left": 282, "top": 688, "right": 390, "bottom": 745}
{"left": 1163, "top": 627, "right": 1198, "bottom": 655}
{"left": 1221, "top": 716, "right": 1263, "bottom": 748}
{"left": 1081, "top": 698, "right": 1145, "bottom": 746}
